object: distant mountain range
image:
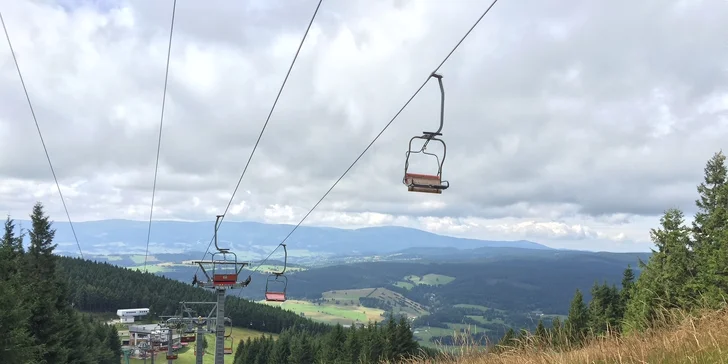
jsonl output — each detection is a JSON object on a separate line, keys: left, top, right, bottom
{"left": 11, "top": 219, "right": 552, "bottom": 258}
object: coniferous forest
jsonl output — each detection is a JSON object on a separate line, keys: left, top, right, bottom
{"left": 0, "top": 203, "right": 122, "bottom": 364}
{"left": 493, "top": 150, "right": 728, "bottom": 352}
{"left": 232, "top": 317, "right": 436, "bottom": 364}
{"left": 58, "top": 255, "right": 330, "bottom": 335}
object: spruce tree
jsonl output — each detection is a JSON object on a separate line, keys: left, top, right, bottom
{"left": 692, "top": 150, "right": 728, "bottom": 306}
{"left": 234, "top": 338, "right": 246, "bottom": 363}
{"left": 107, "top": 325, "right": 122, "bottom": 361}
{"left": 535, "top": 319, "right": 547, "bottom": 346}
{"left": 267, "top": 333, "right": 289, "bottom": 364}
{"left": 394, "top": 316, "right": 418, "bottom": 359}
{"left": 620, "top": 265, "right": 635, "bottom": 315}
{"left": 497, "top": 327, "right": 516, "bottom": 349}
{"left": 624, "top": 208, "right": 694, "bottom": 332}
{"left": 343, "top": 326, "right": 361, "bottom": 363}
{"left": 565, "top": 289, "right": 589, "bottom": 342}
{"left": 288, "top": 334, "right": 314, "bottom": 364}
{"left": 25, "top": 202, "right": 74, "bottom": 363}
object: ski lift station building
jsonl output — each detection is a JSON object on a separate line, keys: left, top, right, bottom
{"left": 117, "top": 308, "right": 150, "bottom": 323}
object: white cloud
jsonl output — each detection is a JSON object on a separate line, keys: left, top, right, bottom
{"left": 1, "top": 0, "right": 726, "bottom": 253}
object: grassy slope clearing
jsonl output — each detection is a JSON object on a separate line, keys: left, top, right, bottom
{"left": 323, "top": 287, "right": 429, "bottom": 317}
{"left": 259, "top": 299, "right": 385, "bottom": 326}
{"left": 127, "top": 327, "right": 270, "bottom": 364}
{"left": 395, "top": 274, "right": 456, "bottom": 290}
{"left": 259, "top": 287, "right": 429, "bottom": 326}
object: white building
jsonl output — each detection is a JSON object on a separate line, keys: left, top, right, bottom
{"left": 117, "top": 308, "right": 150, "bottom": 323}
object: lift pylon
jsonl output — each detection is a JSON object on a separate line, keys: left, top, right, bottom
{"left": 190, "top": 215, "right": 251, "bottom": 364}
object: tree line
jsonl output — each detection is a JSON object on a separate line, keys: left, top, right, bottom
{"left": 0, "top": 203, "right": 122, "bottom": 364}
{"left": 494, "top": 150, "right": 728, "bottom": 351}
{"left": 57, "top": 255, "right": 330, "bottom": 335}
{"left": 232, "top": 315, "right": 436, "bottom": 364}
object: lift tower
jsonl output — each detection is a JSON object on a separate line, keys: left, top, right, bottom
{"left": 191, "top": 215, "right": 250, "bottom": 364}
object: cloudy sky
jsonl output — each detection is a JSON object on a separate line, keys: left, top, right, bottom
{"left": 1, "top": 0, "right": 726, "bottom": 253}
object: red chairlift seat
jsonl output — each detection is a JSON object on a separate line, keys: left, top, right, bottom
{"left": 166, "top": 354, "right": 178, "bottom": 360}
{"left": 404, "top": 173, "right": 446, "bottom": 194}
{"left": 212, "top": 273, "right": 238, "bottom": 286}
{"left": 265, "top": 291, "right": 286, "bottom": 302}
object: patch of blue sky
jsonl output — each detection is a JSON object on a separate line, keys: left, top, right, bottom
{"left": 55, "top": 0, "right": 121, "bottom": 13}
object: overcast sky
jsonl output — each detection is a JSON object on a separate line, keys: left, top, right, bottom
{"left": 1, "top": 0, "right": 726, "bottom": 253}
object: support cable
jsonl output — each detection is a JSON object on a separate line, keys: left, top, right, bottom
{"left": 242, "top": 0, "right": 501, "bottom": 293}
{"left": 194, "top": 0, "right": 324, "bottom": 276}
{"left": 1, "top": 11, "right": 84, "bottom": 259}
{"left": 143, "top": 0, "right": 178, "bottom": 272}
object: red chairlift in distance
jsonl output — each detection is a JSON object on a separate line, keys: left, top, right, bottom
{"left": 264, "top": 244, "right": 288, "bottom": 302}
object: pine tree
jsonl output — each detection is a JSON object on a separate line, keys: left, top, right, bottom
{"left": 692, "top": 150, "right": 728, "bottom": 306}
{"left": 107, "top": 325, "right": 122, "bottom": 362}
{"left": 0, "top": 215, "right": 34, "bottom": 364}
{"left": 533, "top": 319, "right": 547, "bottom": 347}
{"left": 620, "top": 265, "right": 636, "bottom": 316}
{"left": 497, "top": 327, "right": 516, "bottom": 349}
{"left": 343, "top": 326, "right": 361, "bottom": 363}
{"left": 288, "top": 334, "right": 314, "bottom": 364}
{"left": 0, "top": 276, "right": 39, "bottom": 363}
{"left": 267, "top": 333, "right": 289, "bottom": 364}
{"left": 24, "top": 202, "right": 75, "bottom": 363}
{"left": 565, "top": 289, "right": 589, "bottom": 342}
{"left": 550, "top": 317, "right": 565, "bottom": 348}
{"left": 623, "top": 208, "right": 695, "bottom": 332}
{"left": 383, "top": 316, "right": 398, "bottom": 361}
{"left": 234, "top": 338, "right": 246, "bottom": 363}
{"left": 394, "top": 316, "right": 418, "bottom": 360}
{"left": 322, "top": 323, "right": 346, "bottom": 363}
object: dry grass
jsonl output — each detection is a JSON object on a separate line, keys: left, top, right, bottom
{"left": 400, "top": 307, "right": 728, "bottom": 364}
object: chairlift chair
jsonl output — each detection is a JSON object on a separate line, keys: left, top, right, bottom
{"left": 264, "top": 244, "right": 288, "bottom": 302}
{"left": 166, "top": 354, "right": 178, "bottom": 360}
{"left": 403, "top": 72, "right": 450, "bottom": 194}
{"left": 265, "top": 275, "right": 288, "bottom": 302}
{"left": 192, "top": 215, "right": 248, "bottom": 289}
{"left": 223, "top": 336, "right": 234, "bottom": 355}
{"left": 210, "top": 250, "right": 239, "bottom": 287}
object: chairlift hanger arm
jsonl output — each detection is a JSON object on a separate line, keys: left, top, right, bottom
{"left": 424, "top": 72, "right": 445, "bottom": 137}
{"left": 213, "top": 214, "right": 228, "bottom": 252}
{"left": 279, "top": 243, "right": 288, "bottom": 275}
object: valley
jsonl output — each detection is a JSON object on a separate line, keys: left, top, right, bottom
{"left": 71, "top": 238, "right": 647, "bottom": 348}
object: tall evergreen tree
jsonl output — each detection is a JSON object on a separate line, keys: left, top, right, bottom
{"left": 692, "top": 150, "right": 728, "bottom": 306}
{"left": 288, "top": 334, "right": 314, "bottom": 364}
{"left": 344, "top": 326, "right": 361, "bottom": 363}
{"left": 267, "top": 333, "right": 289, "bottom": 364}
{"left": 620, "top": 265, "right": 636, "bottom": 315}
{"left": 624, "top": 208, "right": 695, "bottom": 332}
{"left": 565, "top": 289, "right": 589, "bottom": 342}
{"left": 394, "top": 316, "right": 418, "bottom": 359}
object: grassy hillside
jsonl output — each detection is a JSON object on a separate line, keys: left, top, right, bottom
{"left": 258, "top": 298, "right": 385, "bottom": 326}
{"left": 408, "top": 308, "right": 728, "bottom": 364}
{"left": 127, "top": 327, "right": 270, "bottom": 363}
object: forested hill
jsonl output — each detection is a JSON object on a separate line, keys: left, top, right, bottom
{"left": 1, "top": 203, "right": 122, "bottom": 364}
{"left": 57, "top": 256, "right": 329, "bottom": 335}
